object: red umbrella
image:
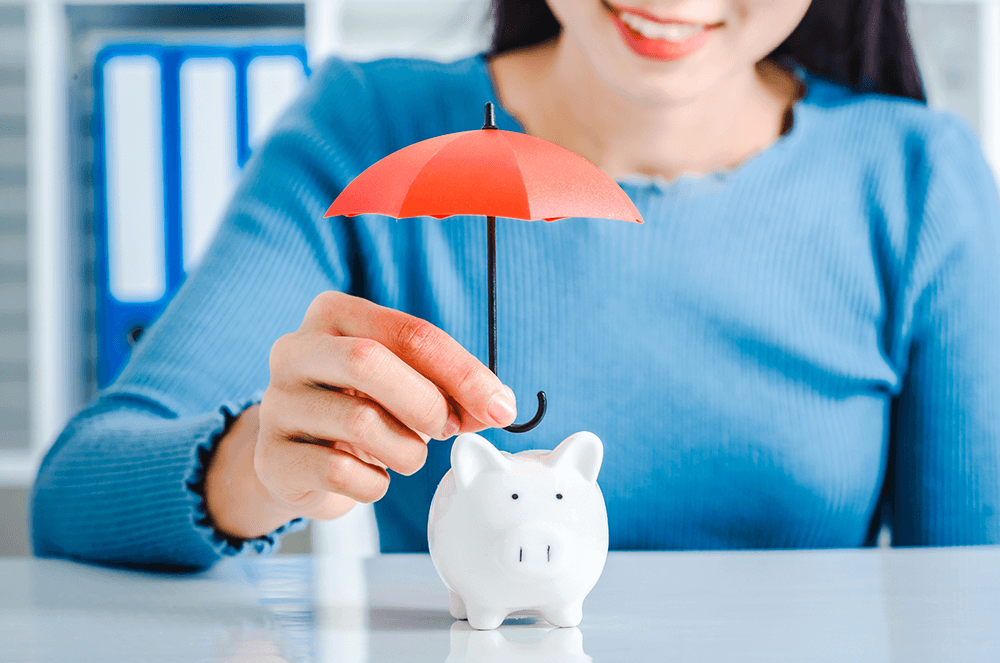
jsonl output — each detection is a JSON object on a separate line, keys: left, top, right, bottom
{"left": 326, "top": 103, "right": 643, "bottom": 433}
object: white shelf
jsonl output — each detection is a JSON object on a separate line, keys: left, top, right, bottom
{"left": 0, "top": 450, "right": 43, "bottom": 487}
{"left": 25, "top": 0, "right": 72, "bottom": 473}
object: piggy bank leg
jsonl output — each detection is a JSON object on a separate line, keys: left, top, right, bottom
{"left": 541, "top": 601, "right": 584, "bottom": 628}
{"left": 449, "top": 591, "right": 467, "bottom": 620}
{"left": 465, "top": 604, "right": 508, "bottom": 630}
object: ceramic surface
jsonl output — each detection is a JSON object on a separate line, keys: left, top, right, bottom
{"left": 427, "top": 432, "right": 610, "bottom": 630}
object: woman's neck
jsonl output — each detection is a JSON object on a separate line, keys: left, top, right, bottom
{"left": 488, "top": 36, "right": 800, "bottom": 181}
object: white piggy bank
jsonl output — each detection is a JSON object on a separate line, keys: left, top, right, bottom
{"left": 427, "top": 431, "right": 609, "bottom": 630}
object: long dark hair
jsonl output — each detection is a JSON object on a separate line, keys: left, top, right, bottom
{"left": 491, "top": 0, "right": 926, "bottom": 102}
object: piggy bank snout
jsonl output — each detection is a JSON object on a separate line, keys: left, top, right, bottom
{"left": 498, "top": 526, "right": 566, "bottom": 578}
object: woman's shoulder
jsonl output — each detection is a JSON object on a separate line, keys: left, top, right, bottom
{"left": 249, "top": 53, "right": 491, "bottom": 178}
{"left": 310, "top": 53, "right": 486, "bottom": 97}
{"left": 305, "top": 54, "right": 490, "bottom": 139}
{"left": 798, "top": 71, "right": 983, "bottom": 164}
{"left": 797, "top": 72, "right": 999, "bottom": 252}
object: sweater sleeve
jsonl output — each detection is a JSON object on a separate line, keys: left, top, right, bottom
{"left": 30, "top": 57, "right": 381, "bottom": 570}
{"left": 885, "top": 116, "right": 1000, "bottom": 546}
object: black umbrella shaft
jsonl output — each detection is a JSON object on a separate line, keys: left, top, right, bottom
{"left": 487, "top": 215, "right": 497, "bottom": 375}
{"left": 484, "top": 215, "right": 547, "bottom": 434}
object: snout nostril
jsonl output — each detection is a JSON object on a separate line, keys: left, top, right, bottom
{"left": 547, "top": 545, "right": 550, "bottom": 562}
{"left": 519, "top": 547, "right": 522, "bottom": 562}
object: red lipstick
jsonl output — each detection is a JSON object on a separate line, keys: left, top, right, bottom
{"left": 603, "top": 2, "right": 719, "bottom": 62}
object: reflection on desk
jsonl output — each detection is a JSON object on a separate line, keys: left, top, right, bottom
{"left": 1, "top": 547, "right": 998, "bottom": 662}
{"left": 446, "top": 623, "right": 589, "bottom": 662}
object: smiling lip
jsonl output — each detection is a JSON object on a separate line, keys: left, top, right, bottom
{"left": 602, "top": 1, "right": 720, "bottom": 61}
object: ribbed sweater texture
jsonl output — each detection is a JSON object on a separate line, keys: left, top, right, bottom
{"left": 30, "top": 54, "right": 1000, "bottom": 569}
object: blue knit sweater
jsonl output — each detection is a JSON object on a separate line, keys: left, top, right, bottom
{"left": 30, "top": 54, "right": 1000, "bottom": 569}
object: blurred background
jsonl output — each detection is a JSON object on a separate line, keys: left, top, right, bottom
{"left": 0, "top": 0, "right": 997, "bottom": 558}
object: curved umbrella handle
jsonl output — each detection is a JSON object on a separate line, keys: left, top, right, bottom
{"left": 503, "top": 390, "right": 547, "bottom": 433}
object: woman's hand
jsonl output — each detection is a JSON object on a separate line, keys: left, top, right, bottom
{"left": 205, "top": 291, "right": 517, "bottom": 539}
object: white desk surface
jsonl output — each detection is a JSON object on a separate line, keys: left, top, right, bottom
{"left": 1, "top": 547, "right": 998, "bottom": 662}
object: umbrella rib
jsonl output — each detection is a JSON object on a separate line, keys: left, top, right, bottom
{"left": 395, "top": 133, "right": 468, "bottom": 218}
{"left": 497, "top": 132, "right": 532, "bottom": 219}
{"left": 398, "top": 131, "right": 532, "bottom": 220}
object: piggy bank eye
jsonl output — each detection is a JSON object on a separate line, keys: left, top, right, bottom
{"left": 556, "top": 493, "right": 563, "bottom": 500}
{"left": 511, "top": 494, "right": 519, "bottom": 500}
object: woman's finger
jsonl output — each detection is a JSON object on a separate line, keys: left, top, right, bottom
{"left": 255, "top": 426, "right": 391, "bottom": 507}
{"left": 304, "top": 292, "right": 518, "bottom": 428}
{"left": 280, "top": 333, "right": 459, "bottom": 441}
{"left": 264, "top": 385, "right": 429, "bottom": 477}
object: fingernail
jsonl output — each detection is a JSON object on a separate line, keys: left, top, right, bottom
{"left": 442, "top": 412, "right": 460, "bottom": 439}
{"left": 488, "top": 390, "right": 517, "bottom": 426}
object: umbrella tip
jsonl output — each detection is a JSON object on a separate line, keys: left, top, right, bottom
{"left": 483, "top": 102, "right": 498, "bottom": 130}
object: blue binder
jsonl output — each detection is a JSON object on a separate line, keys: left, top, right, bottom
{"left": 93, "top": 44, "right": 309, "bottom": 387}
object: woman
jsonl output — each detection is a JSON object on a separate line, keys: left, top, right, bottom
{"left": 31, "top": 0, "right": 1000, "bottom": 569}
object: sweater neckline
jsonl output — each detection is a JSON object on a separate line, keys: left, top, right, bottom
{"left": 469, "top": 52, "right": 813, "bottom": 199}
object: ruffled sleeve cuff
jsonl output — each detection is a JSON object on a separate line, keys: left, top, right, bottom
{"left": 184, "top": 391, "right": 307, "bottom": 559}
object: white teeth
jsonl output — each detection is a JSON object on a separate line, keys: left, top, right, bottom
{"left": 619, "top": 12, "right": 704, "bottom": 41}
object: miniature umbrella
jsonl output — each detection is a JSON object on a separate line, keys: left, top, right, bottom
{"left": 325, "top": 103, "right": 643, "bottom": 433}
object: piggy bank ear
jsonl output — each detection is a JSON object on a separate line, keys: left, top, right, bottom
{"left": 547, "top": 431, "right": 603, "bottom": 484}
{"left": 451, "top": 433, "right": 511, "bottom": 491}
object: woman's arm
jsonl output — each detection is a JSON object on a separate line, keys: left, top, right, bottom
{"left": 29, "top": 58, "right": 376, "bottom": 569}
{"left": 884, "top": 116, "right": 1000, "bottom": 546}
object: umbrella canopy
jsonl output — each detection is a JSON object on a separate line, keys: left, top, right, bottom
{"left": 326, "top": 103, "right": 643, "bottom": 433}
{"left": 325, "top": 118, "right": 642, "bottom": 224}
